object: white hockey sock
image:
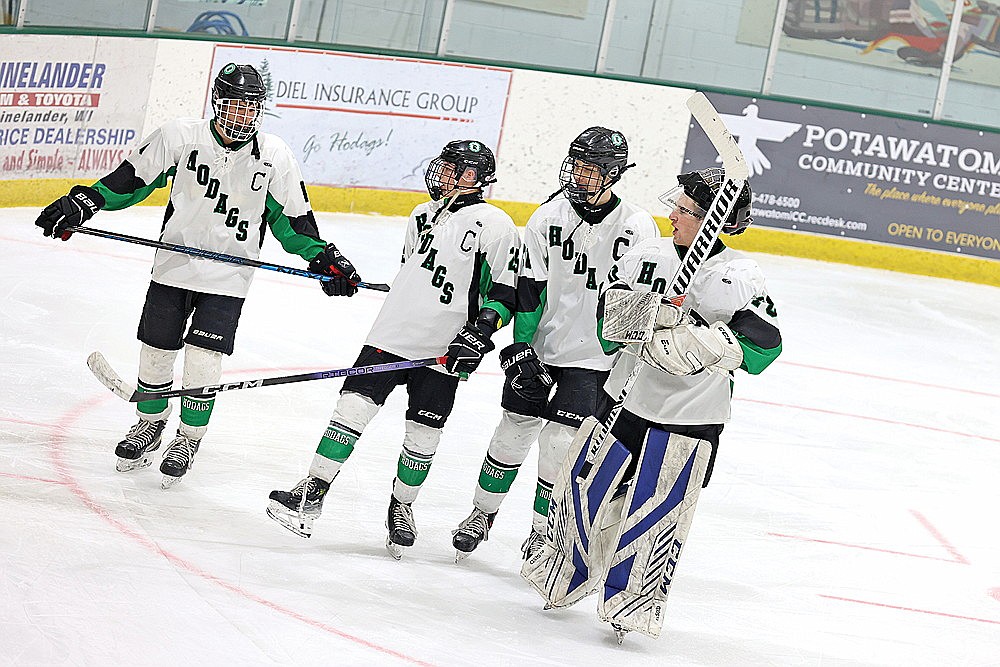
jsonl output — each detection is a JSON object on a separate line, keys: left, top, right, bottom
{"left": 178, "top": 344, "right": 222, "bottom": 440}
{"left": 135, "top": 344, "right": 178, "bottom": 421}
{"left": 310, "top": 392, "right": 381, "bottom": 483}
{"left": 393, "top": 420, "right": 442, "bottom": 504}
{"left": 473, "top": 410, "right": 543, "bottom": 514}
{"left": 533, "top": 422, "right": 577, "bottom": 525}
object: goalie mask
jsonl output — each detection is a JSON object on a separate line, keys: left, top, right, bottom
{"left": 558, "top": 126, "right": 632, "bottom": 205}
{"left": 212, "top": 63, "right": 266, "bottom": 143}
{"left": 424, "top": 140, "right": 497, "bottom": 200}
{"left": 660, "top": 167, "right": 754, "bottom": 235}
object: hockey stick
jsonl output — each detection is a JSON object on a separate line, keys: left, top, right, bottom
{"left": 86, "top": 351, "right": 446, "bottom": 402}
{"left": 578, "top": 92, "right": 749, "bottom": 479}
{"left": 69, "top": 226, "right": 391, "bottom": 292}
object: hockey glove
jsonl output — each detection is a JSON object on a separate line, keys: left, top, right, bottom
{"left": 445, "top": 322, "right": 496, "bottom": 375}
{"left": 639, "top": 321, "right": 743, "bottom": 376}
{"left": 35, "top": 185, "right": 104, "bottom": 241}
{"left": 309, "top": 243, "right": 361, "bottom": 297}
{"left": 500, "top": 342, "right": 553, "bottom": 402}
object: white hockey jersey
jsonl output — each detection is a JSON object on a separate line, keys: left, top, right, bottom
{"left": 516, "top": 196, "right": 659, "bottom": 370}
{"left": 602, "top": 237, "right": 781, "bottom": 424}
{"left": 365, "top": 195, "right": 519, "bottom": 367}
{"left": 93, "top": 118, "right": 325, "bottom": 298}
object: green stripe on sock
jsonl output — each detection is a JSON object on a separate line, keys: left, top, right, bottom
{"left": 315, "top": 423, "right": 358, "bottom": 462}
{"left": 396, "top": 450, "right": 433, "bottom": 488}
{"left": 478, "top": 459, "right": 520, "bottom": 494}
{"left": 533, "top": 480, "right": 553, "bottom": 516}
{"left": 180, "top": 396, "right": 215, "bottom": 428}
{"left": 136, "top": 382, "right": 168, "bottom": 416}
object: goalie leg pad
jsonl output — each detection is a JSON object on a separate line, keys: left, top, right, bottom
{"left": 521, "top": 416, "right": 633, "bottom": 609}
{"left": 597, "top": 428, "right": 711, "bottom": 639}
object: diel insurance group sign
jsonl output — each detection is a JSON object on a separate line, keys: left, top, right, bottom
{"left": 207, "top": 45, "right": 513, "bottom": 193}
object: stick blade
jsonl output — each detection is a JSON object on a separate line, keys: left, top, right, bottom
{"left": 86, "top": 351, "right": 139, "bottom": 402}
{"left": 685, "top": 92, "right": 749, "bottom": 181}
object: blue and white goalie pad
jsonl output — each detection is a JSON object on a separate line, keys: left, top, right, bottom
{"left": 521, "top": 417, "right": 632, "bottom": 608}
{"left": 597, "top": 428, "right": 710, "bottom": 638}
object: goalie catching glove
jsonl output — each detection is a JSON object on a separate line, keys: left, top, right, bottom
{"left": 639, "top": 321, "right": 743, "bottom": 376}
{"left": 35, "top": 185, "right": 104, "bottom": 240}
{"left": 308, "top": 243, "right": 361, "bottom": 297}
{"left": 500, "top": 342, "right": 554, "bottom": 401}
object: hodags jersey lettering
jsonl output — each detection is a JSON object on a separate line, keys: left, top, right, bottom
{"left": 93, "top": 118, "right": 324, "bottom": 298}
{"left": 515, "top": 197, "right": 659, "bottom": 370}
{"left": 602, "top": 238, "right": 782, "bottom": 424}
{"left": 365, "top": 197, "right": 519, "bottom": 366}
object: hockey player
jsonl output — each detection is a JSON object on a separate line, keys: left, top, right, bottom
{"left": 522, "top": 167, "right": 782, "bottom": 641}
{"left": 33, "top": 63, "right": 361, "bottom": 488}
{"left": 450, "top": 127, "right": 660, "bottom": 562}
{"left": 267, "top": 139, "right": 520, "bottom": 559}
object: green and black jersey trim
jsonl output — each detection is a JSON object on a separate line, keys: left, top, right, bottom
{"left": 467, "top": 252, "right": 515, "bottom": 325}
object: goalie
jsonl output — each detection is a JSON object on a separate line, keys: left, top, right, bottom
{"left": 521, "top": 168, "right": 782, "bottom": 642}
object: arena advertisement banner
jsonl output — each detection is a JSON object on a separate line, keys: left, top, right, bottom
{"left": 0, "top": 36, "right": 155, "bottom": 181}
{"left": 683, "top": 92, "right": 1000, "bottom": 260}
{"left": 207, "top": 45, "right": 513, "bottom": 192}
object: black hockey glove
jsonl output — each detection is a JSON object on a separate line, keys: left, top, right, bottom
{"left": 35, "top": 185, "right": 104, "bottom": 241}
{"left": 445, "top": 318, "right": 497, "bottom": 375}
{"left": 500, "top": 342, "right": 553, "bottom": 402}
{"left": 309, "top": 243, "right": 361, "bottom": 297}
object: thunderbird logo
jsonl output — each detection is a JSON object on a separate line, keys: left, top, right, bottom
{"left": 719, "top": 104, "right": 802, "bottom": 176}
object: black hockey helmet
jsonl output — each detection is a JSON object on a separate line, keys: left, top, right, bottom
{"left": 558, "top": 126, "right": 633, "bottom": 205}
{"left": 212, "top": 63, "right": 266, "bottom": 141}
{"left": 662, "top": 167, "right": 753, "bottom": 235}
{"left": 425, "top": 139, "right": 497, "bottom": 200}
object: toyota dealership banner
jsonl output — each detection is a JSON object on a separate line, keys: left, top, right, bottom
{"left": 0, "top": 36, "right": 155, "bottom": 181}
{"left": 683, "top": 92, "right": 1000, "bottom": 261}
{"left": 208, "top": 45, "right": 513, "bottom": 193}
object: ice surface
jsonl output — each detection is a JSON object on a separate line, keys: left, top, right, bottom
{"left": 1, "top": 207, "right": 998, "bottom": 666}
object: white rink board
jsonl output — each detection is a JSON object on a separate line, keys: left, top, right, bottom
{"left": 1, "top": 207, "right": 999, "bottom": 666}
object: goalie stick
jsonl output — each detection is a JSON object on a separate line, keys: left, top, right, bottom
{"left": 579, "top": 91, "right": 749, "bottom": 480}
{"left": 86, "top": 351, "right": 446, "bottom": 402}
{"left": 69, "top": 226, "right": 391, "bottom": 292}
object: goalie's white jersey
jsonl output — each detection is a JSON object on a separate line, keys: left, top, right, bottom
{"left": 604, "top": 237, "right": 776, "bottom": 424}
{"left": 365, "top": 196, "right": 519, "bottom": 365}
{"left": 516, "top": 197, "right": 659, "bottom": 370}
{"left": 97, "top": 118, "right": 323, "bottom": 298}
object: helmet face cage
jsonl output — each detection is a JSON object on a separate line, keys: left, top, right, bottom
{"left": 558, "top": 156, "right": 620, "bottom": 204}
{"left": 212, "top": 63, "right": 266, "bottom": 142}
{"left": 424, "top": 140, "right": 496, "bottom": 200}
{"left": 424, "top": 157, "right": 459, "bottom": 201}
{"left": 559, "top": 127, "right": 629, "bottom": 204}
{"left": 676, "top": 167, "right": 754, "bottom": 235}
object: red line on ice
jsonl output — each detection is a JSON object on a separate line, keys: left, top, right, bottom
{"left": 739, "top": 398, "right": 998, "bottom": 443}
{"left": 820, "top": 594, "right": 1000, "bottom": 626}
{"left": 45, "top": 395, "right": 435, "bottom": 667}
{"left": 910, "top": 509, "right": 970, "bottom": 565}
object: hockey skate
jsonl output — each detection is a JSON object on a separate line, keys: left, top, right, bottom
{"left": 385, "top": 495, "right": 417, "bottom": 560}
{"left": 521, "top": 528, "right": 545, "bottom": 561}
{"left": 115, "top": 418, "right": 166, "bottom": 472}
{"left": 159, "top": 432, "right": 201, "bottom": 489}
{"left": 611, "top": 623, "right": 630, "bottom": 645}
{"left": 267, "top": 476, "right": 331, "bottom": 538}
{"left": 451, "top": 507, "right": 496, "bottom": 562}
